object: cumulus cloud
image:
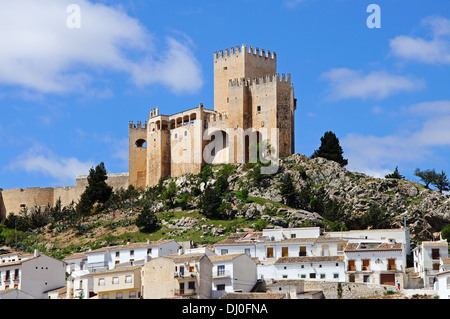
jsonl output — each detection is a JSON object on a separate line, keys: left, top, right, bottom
{"left": 389, "top": 16, "right": 450, "bottom": 64}
{"left": 8, "top": 144, "right": 94, "bottom": 186}
{"left": 320, "top": 68, "right": 425, "bottom": 100}
{"left": 0, "top": 0, "right": 202, "bottom": 94}
{"left": 341, "top": 100, "right": 450, "bottom": 177}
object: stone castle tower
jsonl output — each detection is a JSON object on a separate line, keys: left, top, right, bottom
{"left": 129, "top": 44, "right": 297, "bottom": 188}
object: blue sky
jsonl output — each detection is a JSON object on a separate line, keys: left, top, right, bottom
{"left": 1, "top": 0, "right": 450, "bottom": 190}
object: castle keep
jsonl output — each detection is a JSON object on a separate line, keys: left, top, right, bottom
{"left": 0, "top": 44, "right": 297, "bottom": 216}
{"left": 129, "top": 44, "right": 297, "bottom": 188}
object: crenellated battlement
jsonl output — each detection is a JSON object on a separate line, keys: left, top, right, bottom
{"left": 129, "top": 121, "right": 147, "bottom": 129}
{"left": 214, "top": 44, "right": 276, "bottom": 60}
{"left": 149, "top": 106, "right": 160, "bottom": 118}
{"left": 228, "top": 73, "right": 291, "bottom": 88}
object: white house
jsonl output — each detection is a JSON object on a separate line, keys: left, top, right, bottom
{"left": 214, "top": 227, "right": 346, "bottom": 262}
{"left": 66, "top": 269, "right": 91, "bottom": 299}
{"left": 0, "top": 252, "right": 33, "bottom": 264}
{"left": 435, "top": 270, "right": 450, "bottom": 299}
{"left": 413, "top": 240, "right": 449, "bottom": 288}
{"left": 344, "top": 241, "right": 406, "bottom": 287}
{"left": 209, "top": 253, "right": 257, "bottom": 299}
{"left": 325, "top": 228, "right": 411, "bottom": 256}
{"left": 63, "top": 252, "right": 87, "bottom": 275}
{"left": 85, "top": 239, "right": 180, "bottom": 272}
{"left": 257, "top": 256, "right": 345, "bottom": 282}
{"left": 0, "top": 250, "right": 66, "bottom": 299}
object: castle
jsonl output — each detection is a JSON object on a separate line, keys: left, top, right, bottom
{"left": 0, "top": 44, "right": 296, "bottom": 217}
{"left": 129, "top": 44, "right": 297, "bottom": 188}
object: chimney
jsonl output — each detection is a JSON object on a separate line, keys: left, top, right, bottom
{"left": 34, "top": 249, "right": 38, "bottom": 257}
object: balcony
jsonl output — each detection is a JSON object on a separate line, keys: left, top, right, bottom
{"left": 174, "top": 288, "right": 197, "bottom": 297}
{"left": 213, "top": 270, "right": 231, "bottom": 279}
{"left": 174, "top": 272, "right": 197, "bottom": 279}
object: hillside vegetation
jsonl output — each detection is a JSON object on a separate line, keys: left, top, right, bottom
{"left": 1, "top": 153, "right": 449, "bottom": 260}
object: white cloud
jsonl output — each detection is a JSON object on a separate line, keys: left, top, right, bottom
{"left": 389, "top": 16, "right": 450, "bottom": 64}
{"left": 320, "top": 68, "right": 425, "bottom": 100}
{"left": 0, "top": 0, "right": 202, "bottom": 94}
{"left": 341, "top": 100, "right": 450, "bottom": 177}
{"left": 8, "top": 144, "right": 94, "bottom": 186}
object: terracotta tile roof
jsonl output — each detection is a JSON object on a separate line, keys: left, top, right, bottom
{"left": 83, "top": 264, "right": 142, "bottom": 277}
{"left": 0, "top": 256, "right": 38, "bottom": 268}
{"left": 344, "top": 242, "right": 402, "bottom": 252}
{"left": 63, "top": 252, "right": 88, "bottom": 261}
{"left": 165, "top": 253, "right": 207, "bottom": 263}
{"left": 422, "top": 241, "right": 448, "bottom": 247}
{"left": 85, "top": 239, "right": 175, "bottom": 254}
{"left": 274, "top": 256, "right": 344, "bottom": 264}
{"left": 209, "top": 253, "right": 246, "bottom": 262}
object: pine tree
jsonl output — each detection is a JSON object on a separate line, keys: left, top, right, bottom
{"left": 414, "top": 168, "right": 437, "bottom": 189}
{"left": 432, "top": 170, "right": 450, "bottom": 194}
{"left": 311, "top": 131, "right": 348, "bottom": 167}
{"left": 76, "top": 162, "right": 113, "bottom": 218}
{"left": 385, "top": 166, "right": 404, "bottom": 180}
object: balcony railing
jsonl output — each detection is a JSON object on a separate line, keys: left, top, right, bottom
{"left": 174, "top": 289, "right": 197, "bottom": 296}
{"left": 174, "top": 272, "right": 197, "bottom": 279}
{"left": 213, "top": 270, "right": 231, "bottom": 278}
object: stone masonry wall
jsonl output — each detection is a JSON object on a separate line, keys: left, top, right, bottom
{"left": 304, "top": 280, "right": 397, "bottom": 299}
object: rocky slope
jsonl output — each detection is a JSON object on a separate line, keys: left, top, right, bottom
{"left": 163, "top": 153, "right": 450, "bottom": 242}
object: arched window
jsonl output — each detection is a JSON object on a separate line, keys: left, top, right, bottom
{"left": 135, "top": 139, "right": 147, "bottom": 148}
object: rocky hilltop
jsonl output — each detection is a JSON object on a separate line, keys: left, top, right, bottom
{"left": 161, "top": 153, "right": 449, "bottom": 242}
{"left": 25, "top": 153, "right": 450, "bottom": 257}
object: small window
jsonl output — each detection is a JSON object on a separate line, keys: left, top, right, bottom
{"left": 125, "top": 275, "right": 132, "bottom": 283}
{"left": 130, "top": 250, "right": 134, "bottom": 256}
{"left": 112, "top": 277, "right": 119, "bottom": 284}
{"left": 116, "top": 293, "right": 123, "bottom": 299}
{"left": 98, "top": 278, "right": 105, "bottom": 286}
{"left": 217, "top": 284, "right": 225, "bottom": 291}
{"left": 267, "top": 247, "right": 274, "bottom": 258}
{"left": 130, "top": 291, "right": 136, "bottom": 298}
{"left": 221, "top": 249, "right": 228, "bottom": 255}
{"left": 223, "top": 67, "right": 227, "bottom": 71}
{"left": 257, "top": 106, "right": 261, "bottom": 113}
{"left": 188, "top": 281, "right": 195, "bottom": 290}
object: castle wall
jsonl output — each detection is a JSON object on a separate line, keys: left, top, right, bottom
{"left": 129, "top": 121, "right": 148, "bottom": 189}
{"left": 128, "top": 44, "right": 296, "bottom": 189}
{"left": 276, "top": 76, "right": 296, "bottom": 158}
{"left": 147, "top": 127, "right": 171, "bottom": 187}
{"left": 1, "top": 187, "right": 54, "bottom": 217}
{"left": 214, "top": 44, "right": 276, "bottom": 115}
{"left": 170, "top": 108, "right": 204, "bottom": 178}
{"left": 0, "top": 173, "right": 129, "bottom": 218}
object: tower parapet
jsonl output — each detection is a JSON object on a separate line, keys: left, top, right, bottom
{"left": 228, "top": 73, "right": 292, "bottom": 88}
{"left": 129, "top": 121, "right": 148, "bottom": 129}
{"left": 214, "top": 44, "right": 276, "bottom": 60}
